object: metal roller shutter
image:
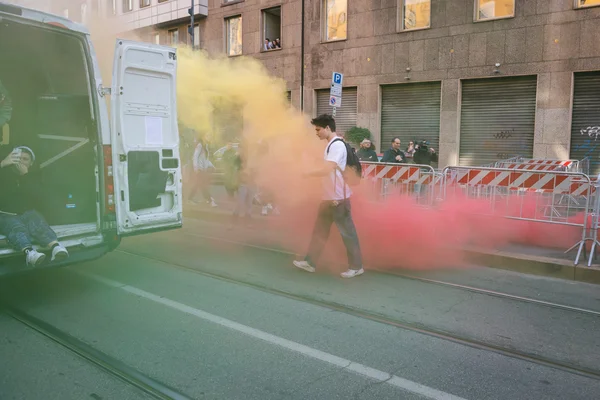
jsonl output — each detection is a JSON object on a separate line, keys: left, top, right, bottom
{"left": 316, "top": 87, "right": 357, "bottom": 136}
{"left": 570, "top": 71, "right": 600, "bottom": 176}
{"left": 381, "top": 82, "right": 441, "bottom": 154}
{"left": 459, "top": 76, "right": 537, "bottom": 166}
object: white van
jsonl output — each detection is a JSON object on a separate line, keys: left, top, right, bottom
{"left": 0, "top": 3, "right": 183, "bottom": 274}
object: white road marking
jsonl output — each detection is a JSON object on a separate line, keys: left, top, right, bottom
{"left": 74, "top": 269, "right": 468, "bottom": 400}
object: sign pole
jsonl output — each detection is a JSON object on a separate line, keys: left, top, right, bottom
{"left": 330, "top": 71, "right": 343, "bottom": 119}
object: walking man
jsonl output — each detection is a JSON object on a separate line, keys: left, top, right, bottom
{"left": 293, "top": 114, "right": 364, "bottom": 279}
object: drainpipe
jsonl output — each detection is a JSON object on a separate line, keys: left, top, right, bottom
{"left": 300, "top": 0, "right": 305, "bottom": 113}
{"left": 188, "top": 0, "right": 195, "bottom": 49}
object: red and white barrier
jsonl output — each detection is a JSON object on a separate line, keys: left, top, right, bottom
{"left": 444, "top": 166, "right": 595, "bottom": 265}
{"left": 495, "top": 163, "right": 567, "bottom": 172}
{"left": 360, "top": 162, "right": 439, "bottom": 205}
{"left": 451, "top": 168, "right": 592, "bottom": 195}
{"left": 361, "top": 163, "right": 435, "bottom": 184}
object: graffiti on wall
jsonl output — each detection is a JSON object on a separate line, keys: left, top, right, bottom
{"left": 573, "top": 127, "right": 600, "bottom": 159}
{"left": 580, "top": 126, "right": 600, "bottom": 141}
{"left": 493, "top": 129, "right": 515, "bottom": 139}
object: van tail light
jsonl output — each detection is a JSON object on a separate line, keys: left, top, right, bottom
{"left": 46, "top": 22, "right": 69, "bottom": 30}
{"left": 103, "top": 145, "right": 115, "bottom": 214}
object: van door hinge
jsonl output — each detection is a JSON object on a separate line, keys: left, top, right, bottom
{"left": 98, "top": 84, "right": 112, "bottom": 97}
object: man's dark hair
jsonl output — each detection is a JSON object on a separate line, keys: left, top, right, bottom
{"left": 311, "top": 114, "right": 336, "bottom": 133}
{"left": 391, "top": 137, "right": 401, "bottom": 143}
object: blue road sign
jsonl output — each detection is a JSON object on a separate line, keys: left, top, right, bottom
{"left": 332, "top": 72, "right": 343, "bottom": 85}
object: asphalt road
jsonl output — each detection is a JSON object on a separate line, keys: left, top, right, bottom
{"left": 0, "top": 221, "right": 599, "bottom": 399}
{"left": 0, "top": 313, "right": 153, "bottom": 400}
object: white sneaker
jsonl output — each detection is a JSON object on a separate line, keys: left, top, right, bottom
{"left": 261, "top": 206, "right": 269, "bottom": 216}
{"left": 293, "top": 260, "right": 315, "bottom": 273}
{"left": 210, "top": 198, "right": 218, "bottom": 208}
{"left": 51, "top": 245, "right": 69, "bottom": 262}
{"left": 341, "top": 268, "right": 364, "bottom": 278}
{"left": 26, "top": 249, "right": 46, "bottom": 267}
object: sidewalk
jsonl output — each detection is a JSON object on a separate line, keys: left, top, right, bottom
{"left": 184, "top": 185, "right": 600, "bottom": 285}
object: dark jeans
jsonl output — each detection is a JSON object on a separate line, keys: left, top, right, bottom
{"left": 305, "top": 199, "right": 363, "bottom": 270}
{"left": 0, "top": 210, "right": 58, "bottom": 251}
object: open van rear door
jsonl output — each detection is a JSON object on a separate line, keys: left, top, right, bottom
{"left": 110, "top": 39, "right": 182, "bottom": 236}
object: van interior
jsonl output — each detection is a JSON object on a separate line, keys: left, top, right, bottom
{"left": 0, "top": 19, "right": 99, "bottom": 255}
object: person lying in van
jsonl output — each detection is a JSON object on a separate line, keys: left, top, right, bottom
{"left": 0, "top": 146, "right": 69, "bottom": 267}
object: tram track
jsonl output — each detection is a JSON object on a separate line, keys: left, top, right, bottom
{"left": 1, "top": 303, "right": 192, "bottom": 400}
{"left": 113, "top": 247, "right": 600, "bottom": 382}
{"left": 183, "top": 232, "right": 600, "bottom": 317}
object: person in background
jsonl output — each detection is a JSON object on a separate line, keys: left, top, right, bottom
{"left": 189, "top": 136, "right": 218, "bottom": 207}
{"left": 412, "top": 140, "right": 438, "bottom": 199}
{"left": 254, "top": 139, "right": 279, "bottom": 216}
{"left": 222, "top": 141, "right": 239, "bottom": 200}
{"left": 406, "top": 141, "right": 416, "bottom": 157}
{"left": 0, "top": 79, "right": 12, "bottom": 130}
{"left": 413, "top": 140, "right": 438, "bottom": 166}
{"left": 0, "top": 146, "right": 69, "bottom": 266}
{"left": 228, "top": 141, "right": 256, "bottom": 229}
{"left": 381, "top": 137, "right": 406, "bottom": 163}
{"left": 274, "top": 38, "right": 281, "bottom": 48}
{"left": 357, "top": 138, "right": 378, "bottom": 162}
{"left": 264, "top": 38, "right": 274, "bottom": 51}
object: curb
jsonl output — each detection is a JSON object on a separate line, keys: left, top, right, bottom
{"left": 182, "top": 205, "right": 600, "bottom": 286}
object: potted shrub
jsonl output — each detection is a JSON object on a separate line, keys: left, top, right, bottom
{"left": 345, "top": 126, "right": 372, "bottom": 147}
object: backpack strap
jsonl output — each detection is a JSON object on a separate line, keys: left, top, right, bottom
{"left": 326, "top": 138, "right": 343, "bottom": 154}
{"left": 326, "top": 138, "right": 349, "bottom": 201}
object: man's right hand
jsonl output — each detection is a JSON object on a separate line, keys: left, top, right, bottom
{"left": 15, "top": 163, "right": 28, "bottom": 175}
{"left": 1, "top": 151, "right": 19, "bottom": 168}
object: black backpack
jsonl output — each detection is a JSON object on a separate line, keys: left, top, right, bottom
{"left": 326, "top": 138, "right": 362, "bottom": 186}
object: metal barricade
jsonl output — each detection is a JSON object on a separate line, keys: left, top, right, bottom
{"left": 443, "top": 166, "right": 593, "bottom": 265}
{"left": 576, "top": 175, "right": 600, "bottom": 267}
{"left": 579, "top": 157, "right": 591, "bottom": 176}
{"left": 490, "top": 155, "right": 522, "bottom": 168}
{"left": 511, "top": 158, "right": 580, "bottom": 172}
{"left": 361, "top": 162, "right": 437, "bottom": 206}
{"left": 495, "top": 159, "right": 587, "bottom": 211}
{"left": 432, "top": 171, "right": 445, "bottom": 204}
{"left": 495, "top": 162, "right": 568, "bottom": 172}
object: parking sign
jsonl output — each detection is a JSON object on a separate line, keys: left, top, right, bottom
{"left": 332, "top": 72, "right": 343, "bottom": 85}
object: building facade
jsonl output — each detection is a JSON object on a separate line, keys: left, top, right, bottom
{"left": 20, "top": 0, "right": 600, "bottom": 172}
{"left": 159, "top": 0, "right": 600, "bottom": 172}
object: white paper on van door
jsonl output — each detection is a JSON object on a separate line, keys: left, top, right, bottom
{"left": 145, "top": 116, "right": 163, "bottom": 145}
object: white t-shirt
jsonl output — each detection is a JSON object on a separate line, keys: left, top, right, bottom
{"left": 323, "top": 137, "right": 352, "bottom": 200}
